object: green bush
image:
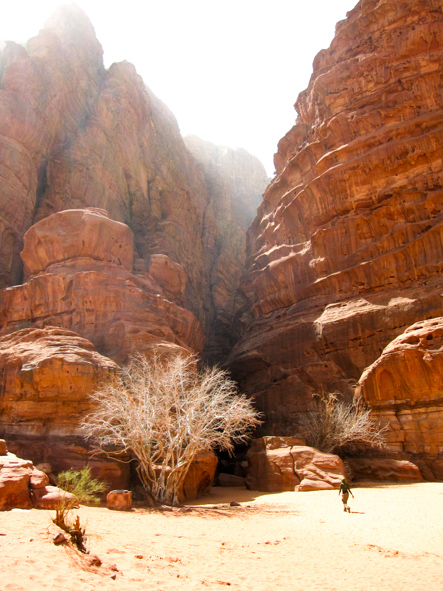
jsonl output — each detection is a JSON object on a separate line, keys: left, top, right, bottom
{"left": 53, "top": 466, "right": 106, "bottom": 551}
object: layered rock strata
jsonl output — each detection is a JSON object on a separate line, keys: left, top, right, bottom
{"left": 0, "top": 325, "right": 218, "bottom": 496}
{"left": 245, "top": 436, "right": 346, "bottom": 492}
{"left": 229, "top": 0, "right": 443, "bottom": 445}
{"left": 0, "top": 326, "right": 131, "bottom": 489}
{"left": 345, "top": 457, "right": 423, "bottom": 482}
{"left": 0, "top": 5, "right": 268, "bottom": 488}
{"left": 0, "top": 6, "right": 266, "bottom": 497}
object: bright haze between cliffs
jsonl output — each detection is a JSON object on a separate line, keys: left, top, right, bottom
{"left": 1, "top": 0, "right": 357, "bottom": 176}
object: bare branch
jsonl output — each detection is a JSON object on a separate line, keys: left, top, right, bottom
{"left": 298, "top": 391, "right": 387, "bottom": 455}
{"left": 81, "top": 353, "right": 261, "bottom": 505}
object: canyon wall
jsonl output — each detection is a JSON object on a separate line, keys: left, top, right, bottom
{"left": 228, "top": 0, "right": 443, "bottom": 463}
{"left": 184, "top": 136, "right": 267, "bottom": 361}
{"left": 0, "top": 5, "right": 267, "bottom": 476}
{"left": 0, "top": 4, "right": 267, "bottom": 348}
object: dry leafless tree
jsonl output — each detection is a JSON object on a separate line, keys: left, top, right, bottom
{"left": 81, "top": 354, "right": 261, "bottom": 506}
{"left": 298, "top": 391, "right": 387, "bottom": 454}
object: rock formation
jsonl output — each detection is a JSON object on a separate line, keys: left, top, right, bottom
{"left": 356, "top": 318, "right": 443, "bottom": 477}
{"left": 245, "top": 437, "right": 346, "bottom": 492}
{"left": 184, "top": 136, "right": 267, "bottom": 361}
{"left": 0, "top": 326, "right": 132, "bottom": 489}
{"left": 345, "top": 457, "right": 423, "bottom": 483}
{"left": 0, "top": 208, "right": 204, "bottom": 361}
{"left": 0, "top": 207, "right": 204, "bottom": 482}
{"left": 228, "top": 0, "right": 443, "bottom": 458}
{"left": 0, "top": 439, "right": 77, "bottom": 510}
{"left": 0, "top": 436, "right": 217, "bottom": 510}
{"left": 179, "top": 450, "right": 218, "bottom": 503}
{"left": 0, "top": 5, "right": 267, "bottom": 485}
{"left": 0, "top": 4, "right": 267, "bottom": 355}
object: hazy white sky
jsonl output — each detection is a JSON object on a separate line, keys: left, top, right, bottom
{"left": 1, "top": 0, "right": 357, "bottom": 175}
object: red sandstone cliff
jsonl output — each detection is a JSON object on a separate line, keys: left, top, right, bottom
{"left": 184, "top": 136, "right": 267, "bottom": 361}
{"left": 228, "top": 0, "right": 443, "bottom": 462}
{"left": 0, "top": 5, "right": 207, "bottom": 316}
{"left": 0, "top": 6, "right": 267, "bottom": 475}
{"left": 0, "top": 5, "right": 267, "bottom": 355}
{"left": 0, "top": 208, "right": 204, "bottom": 361}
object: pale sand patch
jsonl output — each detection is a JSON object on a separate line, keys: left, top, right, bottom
{"left": 0, "top": 483, "right": 442, "bottom": 591}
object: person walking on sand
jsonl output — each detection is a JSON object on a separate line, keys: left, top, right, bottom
{"left": 339, "top": 478, "right": 354, "bottom": 513}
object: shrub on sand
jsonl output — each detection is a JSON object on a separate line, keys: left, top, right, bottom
{"left": 82, "top": 353, "right": 262, "bottom": 506}
{"left": 53, "top": 466, "right": 106, "bottom": 552}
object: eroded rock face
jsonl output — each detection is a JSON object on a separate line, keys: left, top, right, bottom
{"left": 0, "top": 441, "right": 74, "bottom": 511}
{"left": 245, "top": 437, "right": 345, "bottom": 492}
{"left": 229, "top": 0, "right": 443, "bottom": 437}
{"left": 178, "top": 450, "right": 218, "bottom": 503}
{"left": 21, "top": 208, "right": 134, "bottom": 277}
{"left": 346, "top": 458, "right": 423, "bottom": 483}
{"left": 0, "top": 327, "right": 117, "bottom": 436}
{"left": 0, "top": 209, "right": 204, "bottom": 362}
{"left": 0, "top": 6, "right": 266, "bottom": 492}
{"left": 0, "top": 326, "right": 132, "bottom": 486}
{"left": 184, "top": 136, "right": 268, "bottom": 361}
{"left": 0, "top": 5, "right": 266, "bottom": 360}
{"left": 0, "top": 452, "right": 34, "bottom": 510}
{"left": 356, "top": 318, "right": 443, "bottom": 459}
{"left": 0, "top": 6, "right": 105, "bottom": 289}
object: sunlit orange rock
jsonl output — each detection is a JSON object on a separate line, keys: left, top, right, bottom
{"left": 0, "top": 327, "right": 117, "bottom": 436}
{"left": 107, "top": 490, "right": 133, "bottom": 511}
{"left": 0, "top": 209, "right": 204, "bottom": 362}
{"left": 229, "top": 0, "right": 443, "bottom": 442}
{"left": 0, "top": 442, "right": 75, "bottom": 511}
{"left": 0, "top": 5, "right": 266, "bottom": 496}
{"left": 245, "top": 437, "right": 345, "bottom": 492}
{"left": 21, "top": 208, "right": 134, "bottom": 278}
{"left": 346, "top": 458, "right": 423, "bottom": 483}
{"left": 356, "top": 319, "right": 443, "bottom": 465}
{"left": 0, "top": 5, "right": 267, "bottom": 361}
{"left": 0, "top": 327, "right": 130, "bottom": 484}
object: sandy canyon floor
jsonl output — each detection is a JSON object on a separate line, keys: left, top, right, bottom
{"left": 0, "top": 483, "right": 442, "bottom": 591}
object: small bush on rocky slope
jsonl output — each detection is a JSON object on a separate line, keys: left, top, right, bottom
{"left": 298, "top": 391, "right": 387, "bottom": 455}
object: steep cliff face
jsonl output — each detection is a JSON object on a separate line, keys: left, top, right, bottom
{"left": 0, "top": 5, "right": 266, "bottom": 355}
{"left": 0, "top": 4, "right": 207, "bottom": 317}
{"left": 184, "top": 136, "right": 267, "bottom": 361}
{"left": 0, "top": 5, "right": 267, "bottom": 477}
{"left": 229, "top": 0, "right": 443, "bottom": 440}
{"left": 0, "top": 7, "right": 105, "bottom": 288}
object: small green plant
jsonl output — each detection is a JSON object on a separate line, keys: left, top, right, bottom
{"left": 53, "top": 466, "right": 106, "bottom": 552}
